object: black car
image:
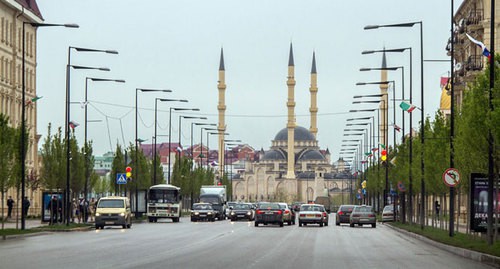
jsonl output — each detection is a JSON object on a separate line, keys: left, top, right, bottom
{"left": 254, "top": 202, "right": 284, "bottom": 227}
{"left": 191, "top": 203, "right": 216, "bottom": 222}
{"left": 336, "top": 204, "right": 355, "bottom": 225}
{"left": 229, "top": 203, "right": 255, "bottom": 221}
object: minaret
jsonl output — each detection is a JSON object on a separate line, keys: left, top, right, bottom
{"left": 217, "top": 48, "right": 226, "bottom": 181}
{"left": 286, "top": 43, "right": 296, "bottom": 179}
{"left": 309, "top": 51, "right": 318, "bottom": 138}
{"left": 380, "top": 51, "right": 389, "bottom": 147}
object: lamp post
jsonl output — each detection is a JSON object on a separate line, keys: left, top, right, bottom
{"left": 200, "top": 127, "right": 217, "bottom": 168}
{"left": 20, "top": 22, "right": 78, "bottom": 230}
{"left": 135, "top": 89, "right": 170, "bottom": 217}
{"left": 153, "top": 99, "right": 188, "bottom": 185}
{"left": 365, "top": 20, "right": 424, "bottom": 228}
{"left": 83, "top": 77, "right": 125, "bottom": 205}
{"left": 168, "top": 108, "right": 199, "bottom": 184}
{"left": 225, "top": 141, "right": 242, "bottom": 201}
{"left": 178, "top": 115, "right": 206, "bottom": 170}
{"left": 191, "top": 123, "right": 216, "bottom": 164}
{"left": 207, "top": 132, "right": 229, "bottom": 170}
{"left": 65, "top": 46, "right": 116, "bottom": 226}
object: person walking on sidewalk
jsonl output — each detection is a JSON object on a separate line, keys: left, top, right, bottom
{"left": 23, "top": 197, "right": 30, "bottom": 217}
{"left": 7, "top": 196, "right": 14, "bottom": 219}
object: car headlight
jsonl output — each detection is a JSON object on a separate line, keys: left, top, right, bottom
{"left": 231, "top": 212, "right": 235, "bottom": 215}
{"left": 208, "top": 212, "right": 213, "bottom": 215}
{"left": 194, "top": 212, "right": 199, "bottom": 215}
{"left": 95, "top": 213, "right": 100, "bottom": 217}
{"left": 120, "top": 213, "right": 125, "bottom": 217}
{"left": 246, "top": 212, "right": 251, "bottom": 215}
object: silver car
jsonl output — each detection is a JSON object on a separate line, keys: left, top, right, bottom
{"left": 298, "top": 204, "right": 328, "bottom": 227}
{"left": 349, "top": 205, "right": 376, "bottom": 228}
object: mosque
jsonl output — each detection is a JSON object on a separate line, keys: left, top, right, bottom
{"left": 217, "top": 44, "right": 350, "bottom": 203}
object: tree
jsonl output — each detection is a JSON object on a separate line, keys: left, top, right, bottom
{"left": 0, "top": 114, "right": 16, "bottom": 228}
{"left": 111, "top": 144, "right": 125, "bottom": 195}
{"left": 151, "top": 154, "right": 164, "bottom": 185}
{"left": 40, "top": 125, "right": 66, "bottom": 190}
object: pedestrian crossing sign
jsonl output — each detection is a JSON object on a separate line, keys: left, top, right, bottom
{"left": 116, "top": 173, "right": 127, "bottom": 184}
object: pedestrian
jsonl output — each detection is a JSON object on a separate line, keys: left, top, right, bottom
{"left": 23, "top": 197, "right": 30, "bottom": 217}
{"left": 7, "top": 196, "right": 14, "bottom": 219}
{"left": 47, "top": 195, "right": 59, "bottom": 224}
{"left": 79, "top": 198, "right": 89, "bottom": 223}
{"left": 72, "top": 198, "right": 80, "bottom": 223}
{"left": 435, "top": 201, "right": 441, "bottom": 218}
{"left": 89, "top": 198, "right": 96, "bottom": 222}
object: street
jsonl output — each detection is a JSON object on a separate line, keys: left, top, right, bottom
{"left": 0, "top": 216, "right": 494, "bottom": 269}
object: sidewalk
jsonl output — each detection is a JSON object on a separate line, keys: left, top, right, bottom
{"left": 1, "top": 218, "right": 48, "bottom": 229}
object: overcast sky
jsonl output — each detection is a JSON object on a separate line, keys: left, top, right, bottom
{"left": 35, "top": 0, "right": 460, "bottom": 161}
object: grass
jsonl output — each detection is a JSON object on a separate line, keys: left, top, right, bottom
{"left": 36, "top": 223, "right": 92, "bottom": 231}
{"left": 0, "top": 228, "right": 39, "bottom": 237}
{"left": 391, "top": 222, "right": 500, "bottom": 257}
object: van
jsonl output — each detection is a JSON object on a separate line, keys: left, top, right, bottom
{"left": 314, "top": 196, "right": 331, "bottom": 214}
{"left": 95, "top": 196, "right": 132, "bottom": 229}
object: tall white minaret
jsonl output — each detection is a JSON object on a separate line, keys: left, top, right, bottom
{"left": 309, "top": 52, "right": 318, "bottom": 138}
{"left": 217, "top": 48, "right": 226, "bottom": 181}
{"left": 380, "top": 51, "right": 389, "bottom": 147}
{"left": 286, "top": 44, "right": 296, "bottom": 179}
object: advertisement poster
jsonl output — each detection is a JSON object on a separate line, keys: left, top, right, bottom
{"left": 42, "top": 192, "right": 64, "bottom": 222}
{"left": 470, "top": 173, "right": 499, "bottom": 232}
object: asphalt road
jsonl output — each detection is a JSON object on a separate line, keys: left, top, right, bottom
{"left": 0, "top": 216, "right": 494, "bottom": 269}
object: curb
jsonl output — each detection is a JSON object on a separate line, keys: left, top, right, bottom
{"left": 386, "top": 224, "right": 500, "bottom": 268}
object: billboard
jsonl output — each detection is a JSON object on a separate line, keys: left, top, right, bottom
{"left": 470, "top": 173, "right": 499, "bottom": 232}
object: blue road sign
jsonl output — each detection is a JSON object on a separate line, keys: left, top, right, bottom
{"left": 116, "top": 173, "right": 127, "bottom": 184}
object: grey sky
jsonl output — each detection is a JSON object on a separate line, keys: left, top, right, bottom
{"left": 35, "top": 0, "right": 458, "bottom": 160}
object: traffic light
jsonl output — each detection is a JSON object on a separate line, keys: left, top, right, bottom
{"left": 381, "top": 149, "right": 387, "bottom": 165}
{"left": 126, "top": 166, "right": 132, "bottom": 179}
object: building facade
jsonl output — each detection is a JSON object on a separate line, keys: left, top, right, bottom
{"left": 1, "top": 0, "right": 43, "bottom": 215}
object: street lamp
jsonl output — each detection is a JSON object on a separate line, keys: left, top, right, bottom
{"left": 83, "top": 77, "right": 125, "bottom": 205}
{"left": 207, "top": 132, "right": 229, "bottom": 169}
{"left": 365, "top": 20, "right": 424, "bottom": 228}
{"left": 153, "top": 99, "right": 188, "bottom": 185}
{"left": 135, "top": 88, "right": 171, "bottom": 217}
{"left": 178, "top": 115, "right": 206, "bottom": 170}
{"left": 200, "top": 127, "right": 218, "bottom": 168}
{"left": 20, "top": 22, "right": 78, "bottom": 230}
{"left": 168, "top": 107, "right": 199, "bottom": 184}
{"left": 65, "top": 46, "right": 116, "bottom": 226}
{"left": 191, "top": 123, "right": 216, "bottom": 162}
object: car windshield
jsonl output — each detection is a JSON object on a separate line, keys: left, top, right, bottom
{"left": 200, "top": 197, "right": 219, "bottom": 204}
{"left": 227, "top": 202, "right": 237, "bottom": 207}
{"left": 234, "top": 204, "right": 250, "bottom": 210}
{"left": 193, "top": 204, "right": 212, "bottom": 210}
{"left": 355, "top": 206, "right": 373, "bottom": 213}
{"left": 383, "top": 206, "right": 394, "bottom": 212}
{"left": 340, "top": 206, "right": 354, "bottom": 212}
{"left": 278, "top": 204, "right": 287, "bottom": 209}
{"left": 98, "top": 199, "right": 124, "bottom": 208}
{"left": 301, "top": 205, "right": 322, "bottom": 211}
{"left": 258, "top": 203, "right": 280, "bottom": 210}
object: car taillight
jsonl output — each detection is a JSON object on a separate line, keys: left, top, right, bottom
{"left": 323, "top": 212, "right": 327, "bottom": 217}
{"left": 285, "top": 210, "right": 290, "bottom": 214}
{"left": 316, "top": 214, "right": 321, "bottom": 218}
{"left": 276, "top": 210, "right": 282, "bottom": 215}
{"left": 338, "top": 211, "right": 343, "bottom": 215}
{"left": 300, "top": 214, "right": 305, "bottom": 218}
{"left": 256, "top": 210, "right": 263, "bottom": 215}
{"left": 368, "top": 214, "right": 375, "bottom": 217}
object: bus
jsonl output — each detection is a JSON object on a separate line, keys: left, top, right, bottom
{"left": 147, "top": 184, "right": 182, "bottom": 223}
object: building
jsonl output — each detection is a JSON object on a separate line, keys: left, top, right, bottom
{"left": 1, "top": 0, "right": 43, "bottom": 216}
{"left": 448, "top": 0, "right": 498, "bottom": 107}
{"left": 229, "top": 45, "right": 346, "bottom": 203}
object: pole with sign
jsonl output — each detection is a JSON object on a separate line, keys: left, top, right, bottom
{"left": 443, "top": 168, "right": 460, "bottom": 236}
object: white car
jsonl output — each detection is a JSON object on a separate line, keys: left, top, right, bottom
{"left": 225, "top": 202, "right": 237, "bottom": 219}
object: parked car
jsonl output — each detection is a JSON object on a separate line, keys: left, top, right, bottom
{"left": 278, "top": 203, "right": 295, "bottom": 225}
{"left": 298, "top": 204, "right": 328, "bottom": 227}
{"left": 382, "top": 205, "right": 397, "bottom": 222}
{"left": 349, "top": 205, "right": 376, "bottom": 228}
{"left": 336, "top": 204, "right": 355, "bottom": 226}
{"left": 229, "top": 203, "right": 255, "bottom": 221}
{"left": 254, "top": 202, "right": 284, "bottom": 227}
{"left": 191, "top": 203, "right": 216, "bottom": 222}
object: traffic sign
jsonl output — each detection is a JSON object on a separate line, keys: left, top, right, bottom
{"left": 116, "top": 173, "right": 127, "bottom": 185}
{"left": 442, "top": 168, "right": 460, "bottom": 187}
{"left": 397, "top": 181, "right": 406, "bottom": 192}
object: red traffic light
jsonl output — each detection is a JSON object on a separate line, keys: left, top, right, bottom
{"left": 381, "top": 150, "right": 387, "bottom": 161}
{"left": 381, "top": 150, "right": 387, "bottom": 156}
{"left": 217, "top": 181, "right": 222, "bottom": 186}
{"left": 126, "top": 166, "right": 132, "bottom": 173}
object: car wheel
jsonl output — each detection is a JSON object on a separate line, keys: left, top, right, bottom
{"left": 372, "top": 223, "right": 376, "bottom": 228}
{"left": 350, "top": 222, "right": 354, "bottom": 227}
{"left": 254, "top": 222, "right": 259, "bottom": 227}
{"left": 122, "top": 224, "right": 127, "bottom": 229}
{"left": 148, "top": 217, "right": 153, "bottom": 223}
{"left": 303, "top": 223, "right": 307, "bottom": 226}
{"left": 319, "top": 222, "right": 324, "bottom": 227}
{"left": 336, "top": 222, "right": 340, "bottom": 226}
{"left": 298, "top": 222, "right": 302, "bottom": 227}
{"left": 279, "top": 222, "right": 284, "bottom": 227}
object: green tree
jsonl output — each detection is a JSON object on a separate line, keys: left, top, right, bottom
{"left": 40, "top": 125, "right": 66, "bottom": 190}
{"left": 111, "top": 144, "right": 125, "bottom": 195}
{"left": 0, "top": 114, "right": 16, "bottom": 227}
{"left": 151, "top": 154, "right": 164, "bottom": 185}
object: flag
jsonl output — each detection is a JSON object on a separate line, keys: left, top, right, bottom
{"left": 69, "top": 120, "right": 79, "bottom": 130}
{"left": 25, "top": 96, "right": 42, "bottom": 106}
{"left": 176, "top": 146, "right": 183, "bottom": 153}
{"left": 399, "top": 101, "right": 417, "bottom": 113}
{"left": 379, "top": 143, "right": 386, "bottom": 149}
{"left": 210, "top": 161, "right": 218, "bottom": 167}
{"left": 353, "top": 171, "right": 358, "bottom": 177}
{"left": 136, "top": 138, "right": 146, "bottom": 143}
{"left": 465, "top": 33, "right": 491, "bottom": 59}
{"left": 371, "top": 147, "right": 379, "bottom": 152}
{"left": 394, "top": 124, "right": 401, "bottom": 132}
{"left": 364, "top": 152, "right": 372, "bottom": 156}
{"left": 361, "top": 160, "right": 368, "bottom": 164}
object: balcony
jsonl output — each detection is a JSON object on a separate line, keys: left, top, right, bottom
{"left": 465, "top": 55, "right": 484, "bottom": 71}
{"left": 466, "top": 9, "right": 484, "bottom": 30}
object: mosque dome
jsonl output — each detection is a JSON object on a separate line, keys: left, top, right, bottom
{"left": 298, "top": 149, "right": 325, "bottom": 161}
{"left": 274, "top": 126, "right": 315, "bottom": 141}
{"left": 261, "top": 149, "right": 286, "bottom": 161}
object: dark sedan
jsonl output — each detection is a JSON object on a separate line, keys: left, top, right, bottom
{"left": 191, "top": 203, "right": 216, "bottom": 222}
{"left": 336, "top": 204, "right": 355, "bottom": 226}
{"left": 254, "top": 202, "right": 284, "bottom": 227}
{"left": 229, "top": 203, "right": 255, "bottom": 221}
